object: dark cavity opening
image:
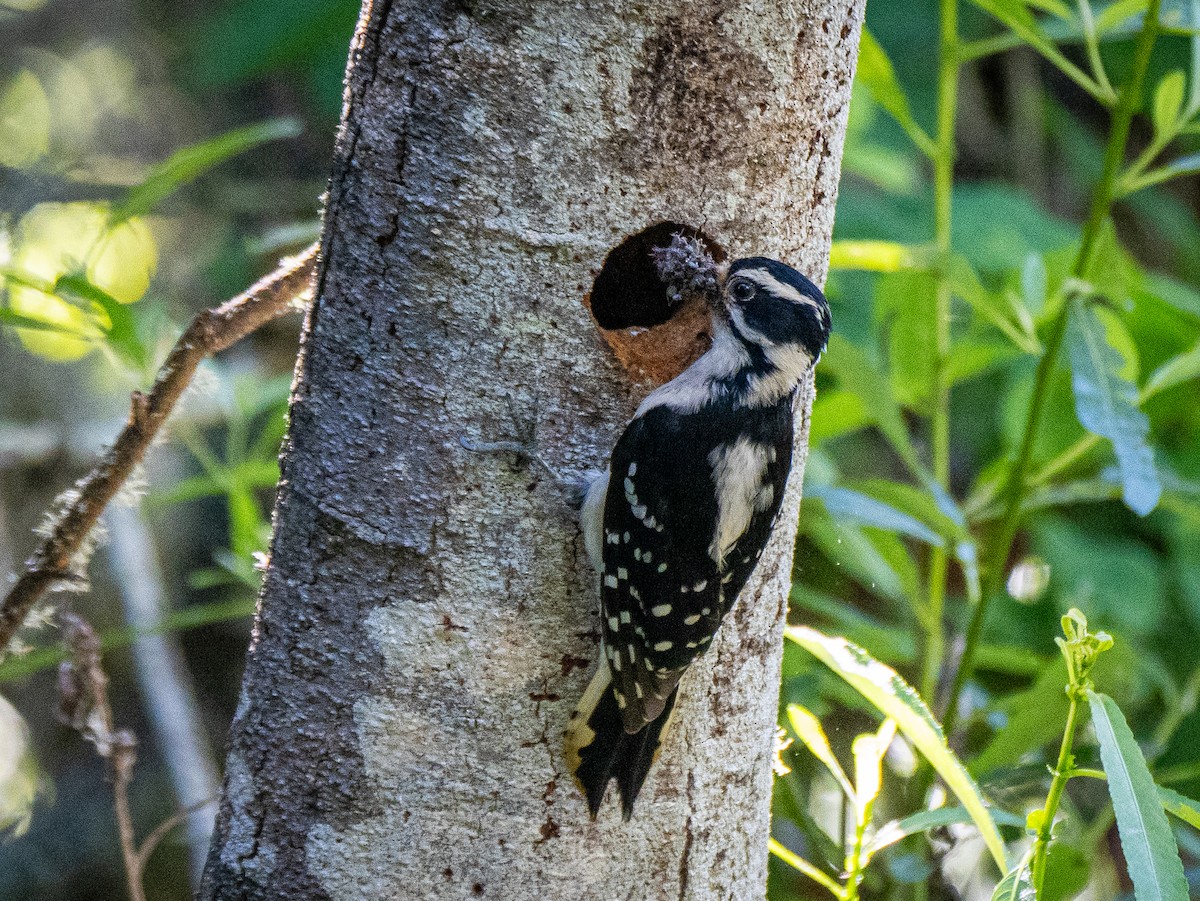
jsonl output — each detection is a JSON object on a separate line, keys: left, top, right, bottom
{"left": 588, "top": 222, "right": 725, "bottom": 329}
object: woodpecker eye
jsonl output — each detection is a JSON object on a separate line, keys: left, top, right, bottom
{"left": 730, "top": 280, "right": 755, "bottom": 302}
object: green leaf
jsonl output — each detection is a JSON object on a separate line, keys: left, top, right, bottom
{"left": 1152, "top": 70, "right": 1187, "bottom": 137}
{"left": 829, "top": 240, "right": 927, "bottom": 272}
{"left": 1144, "top": 343, "right": 1200, "bottom": 398}
{"left": 809, "top": 388, "right": 872, "bottom": 448}
{"left": 969, "top": 0, "right": 1111, "bottom": 103}
{"left": 948, "top": 256, "right": 1041, "bottom": 353}
{"left": 1022, "top": 253, "right": 1048, "bottom": 316}
{"left": 786, "top": 626, "right": 1008, "bottom": 871}
{"left": 852, "top": 718, "right": 896, "bottom": 819}
{"left": 769, "top": 838, "right": 843, "bottom": 898}
{"left": 1096, "top": 0, "right": 1150, "bottom": 33}
{"left": 990, "top": 856, "right": 1036, "bottom": 901}
{"left": 877, "top": 269, "right": 938, "bottom": 412}
{"left": 868, "top": 806, "right": 1024, "bottom": 856}
{"left": 0, "top": 307, "right": 91, "bottom": 336}
{"left": 847, "top": 479, "right": 969, "bottom": 541}
{"left": 0, "top": 597, "right": 256, "bottom": 683}
{"left": 1088, "top": 691, "right": 1189, "bottom": 901}
{"left": 1131, "top": 152, "right": 1200, "bottom": 192}
{"left": 787, "top": 704, "right": 856, "bottom": 799}
{"left": 822, "top": 335, "right": 924, "bottom": 477}
{"left": 1042, "top": 843, "right": 1092, "bottom": 901}
{"left": 1158, "top": 785, "right": 1200, "bottom": 829}
{"left": 111, "top": 118, "right": 303, "bottom": 223}
{"left": 856, "top": 29, "right": 936, "bottom": 157}
{"left": 1066, "top": 299, "right": 1161, "bottom": 515}
{"left": 810, "top": 485, "right": 945, "bottom": 546}
{"left": 55, "top": 274, "right": 147, "bottom": 370}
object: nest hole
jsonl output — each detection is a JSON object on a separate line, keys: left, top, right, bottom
{"left": 585, "top": 221, "right": 726, "bottom": 385}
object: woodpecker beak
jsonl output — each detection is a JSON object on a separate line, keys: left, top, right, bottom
{"left": 709, "top": 262, "right": 732, "bottom": 310}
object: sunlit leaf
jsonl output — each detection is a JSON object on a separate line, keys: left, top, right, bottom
{"left": 1066, "top": 299, "right": 1161, "bottom": 515}
{"left": 111, "top": 118, "right": 303, "bottom": 223}
{"left": 786, "top": 626, "right": 1008, "bottom": 870}
{"left": 1152, "top": 70, "right": 1187, "bottom": 137}
{"left": 769, "top": 838, "right": 843, "bottom": 898}
{"left": 1088, "top": 691, "right": 1189, "bottom": 901}
{"left": 855, "top": 29, "right": 936, "bottom": 157}
{"left": 852, "top": 718, "right": 896, "bottom": 819}
{"left": 1096, "top": 0, "right": 1150, "bottom": 33}
{"left": 829, "top": 240, "right": 925, "bottom": 273}
{"left": 787, "top": 704, "right": 855, "bottom": 799}
{"left": 1158, "top": 786, "right": 1200, "bottom": 829}
{"left": 55, "top": 274, "right": 147, "bottom": 370}
{"left": 810, "top": 388, "right": 872, "bottom": 448}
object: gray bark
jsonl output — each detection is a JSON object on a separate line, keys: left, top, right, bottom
{"left": 201, "top": 1, "right": 862, "bottom": 899}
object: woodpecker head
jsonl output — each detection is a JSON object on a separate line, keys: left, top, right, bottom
{"left": 716, "top": 257, "right": 831, "bottom": 367}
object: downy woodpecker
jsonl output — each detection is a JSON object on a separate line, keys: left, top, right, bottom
{"left": 565, "top": 248, "right": 831, "bottom": 818}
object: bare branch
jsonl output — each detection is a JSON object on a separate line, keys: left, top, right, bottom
{"left": 0, "top": 243, "right": 318, "bottom": 657}
{"left": 57, "top": 613, "right": 145, "bottom": 901}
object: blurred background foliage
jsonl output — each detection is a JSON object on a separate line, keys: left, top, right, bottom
{"left": 0, "top": 0, "right": 354, "bottom": 895}
{"left": 1, "top": 0, "right": 1199, "bottom": 899}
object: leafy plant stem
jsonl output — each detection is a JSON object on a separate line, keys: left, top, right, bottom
{"left": 1031, "top": 689, "right": 1082, "bottom": 891}
{"left": 942, "top": 0, "right": 1161, "bottom": 736}
{"left": 940, "top": 0, "right": 1156, "bottom": 739}
{"left": 920, "top": 0, "right": 960, "bottom": 708}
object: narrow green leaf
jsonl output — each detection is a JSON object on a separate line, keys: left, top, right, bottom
{"left": 822, "top": 335, "right": 925, "bottom": 476}
{"left": 111, "top": 118, "right": 303, "bottom": 223}
{"left": 1097, "top": 0, "right": 1150, "bottom": 33}
{"left": 786, "top": 626, "right": 1008, "bottom": 870}
{"left": 1144, "top": 343, "right": 1200, "bottom": 398}
{"left": 0, "top": 308, "right": 90, "bottom": 336}
{"left": 1188, "top": 0, "right": 1200, "bottom": 116}
{"left": 1158, "top": 785, "right": 1200, "bottom": 829}
{"left": 829, "top": 239, "right": 926, "bottom": 273}
{"left": 856, "top": 29, "right": 936, "bottom": 157}
{"left": 1131, "top": 152, "right": 1200, "bottom": 192}
{"left": 847, "top": 479, "right": 968, "bottom": 541}
{"left": 769, "top": 838, "right": 843, "bottom": 898}
{"left": 869, "top": 806, "right": 1026, "bottom": 857}
{"left": 0, "top": 597, "right": 256, "bottom": 683}
{"left": 948, "top": 256, "right": 1041, "bottom": 353}
{"left": 969, "top": 0, "right": 1111, "bottom": 102}
{"left": 55, "top": 274, "right": 147, "bottom": 370}
{"left": 1152, "top": 70, "right": 1187, "bottom": 136}
{"left": 991, "top": 856, "right": 1037, "bottom": 901}
{"left": 1022, "top": 252, "right": 1048, "bottom": 317}
{"left": 810, "top": 485, "right": 946, "bottom": 546}
{"left": 1066, "top": 299, "right": 1161, "bottom": 515}
{"left": 787, "top": 704, "right": 856, "bottom": 799}
{"left": 1087, "top": 691, "right": 1189, "bottom": 901}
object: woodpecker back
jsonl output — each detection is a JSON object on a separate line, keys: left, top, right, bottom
{"left": 565, "top": 254, "right": 831, "bottom": 818}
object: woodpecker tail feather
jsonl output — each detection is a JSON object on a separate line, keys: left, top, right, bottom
{"left": 564, "top": 662, "right": 679, "bottom": 820}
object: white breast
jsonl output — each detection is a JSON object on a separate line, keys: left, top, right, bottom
{"left": 707, "top": 437, "right": 772, "bottom": 567}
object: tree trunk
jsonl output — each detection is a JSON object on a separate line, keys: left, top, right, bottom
{"left": 201, "top": 1, "right": 863, "bottom": 898}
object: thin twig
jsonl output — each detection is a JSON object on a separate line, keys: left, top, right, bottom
{"left": 0, "top": 243, "right": 317, "bottom": 658}
{"left": 134, "top": 797, "right": 218, "bottom": 882}
{"left": 57, "top": 613, "right": 145, "bottom": 901}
